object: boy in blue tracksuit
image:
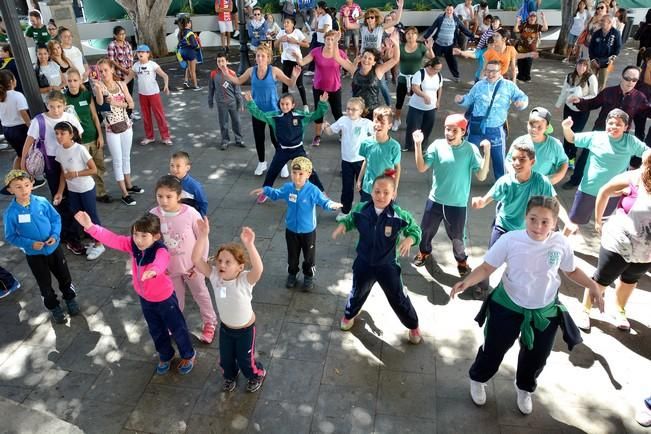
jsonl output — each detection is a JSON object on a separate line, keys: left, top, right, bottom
{"left": 252, "top": 157, "right": 342, "bottom": 289}
{"left": 3, "top": 170, "right": 78, "bottom": 323}
{"left": 244, "top": 91, "right": 330, "bottom": 204}
{"left": 169, "top": 152, "right": 208, "bottom": 217}
{"left": 332, "top": 171, "right": 423, "bottom": 344}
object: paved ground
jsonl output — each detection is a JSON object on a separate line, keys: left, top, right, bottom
{"left": 0, "top": 42, "right": 650, "bottom": 434}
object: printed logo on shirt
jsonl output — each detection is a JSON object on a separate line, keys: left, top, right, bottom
{"left": 547, "top": 250, "right": 561, "bottom": 267}
{"left": 292, "top": 118, "right": 299, "bottom": 126}
{"left": 384, "top": 225, "right": 392, "bottom": 237}
{"left": 354, "top": 126, "right": 361, "bottom": 136}
{"left": 289, "top": 193, "right": 298, "bottom": 203}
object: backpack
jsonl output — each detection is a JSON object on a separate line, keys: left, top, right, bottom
{"left": 407, "top": 68, "right": 442, "bottom": 97}
{"left": 34, "top": 64, "right": 49, "bottom": 89}
{"left": 25, "top": 114, "right": 47, "bottom": 178}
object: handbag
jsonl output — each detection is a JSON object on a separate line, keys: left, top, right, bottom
{"left": 109, "top": 119, "right": 129, "bottom": 134}
{"left": 468, "top": 79, "right": 503, "bottom": 137}
{"left": 34, "top": 65, "right": 49, "bottom": 89}
{"left": 25, "top": 115, "right": 47, "bottom": 177}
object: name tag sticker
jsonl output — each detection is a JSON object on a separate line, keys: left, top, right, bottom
{"left": 222, "top": 81, "right": 230, "bottom": 89}
{"left": 18, "top": 214, "right": 31, "bottom": 223}
{"left": 219, "top": 286, "right": 227, "bottom": 298}
{"left": 384, "top": 225, "right": 392, "bottom": 237}
{"left": 289, "top": 193, "right": 297, "bottom": 203}
{"left": 79, "top": 100, "right": 88, "bottom": 106}
{"left": 160, "top": 223, "right": 168, "bottom": 233}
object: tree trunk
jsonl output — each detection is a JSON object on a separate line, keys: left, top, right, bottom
{"left": 114, "top": 0, "right": 173, "bottom": 57}
{"left": 554, "top": 0, "right": 578, "bottom": 55}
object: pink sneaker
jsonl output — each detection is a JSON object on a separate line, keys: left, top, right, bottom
{"left": 256, "top": 193, "right": 268, "bottom": 204}
{"left": 408, "top": 327, "right": 422, "bottom": 344}
{"left": 200, "top": 323, "right": 216, "bottom": 343}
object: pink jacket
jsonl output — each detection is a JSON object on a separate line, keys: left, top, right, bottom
{"left": 149, "top": 205, "right": 208, "bottom": 277}
{"left": 86, "top": 225, "right": 175, "bottom": 302}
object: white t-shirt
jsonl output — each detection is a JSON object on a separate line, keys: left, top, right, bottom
{"left": 316, "top": 14, "right": 333, "bottom": 44}
{"left": 408, "top": 70, "right": 442, "bottom": 111}
{"left": 37, "top": 62, "right": 63, "bottom": 103}
{"left": 484, "top": 230, "right": 575, "bottom": 309}
{"left": 132, "top": 61, "right": 161, "bottom": 96}
{"left": 27, "top": 112, "right": 84, "bottom": 157}
{"left": 454, "top": 3, "right": 473, "bottom": 21}
{"left": 0, "top": 90, "right": 28, "bottom": 127}
{"left": 361, "top": 26, "right": 383, "bottom": 51}
{"left": 63, "top": 46, "right": 86, "bottom": 76}
{"left": 277, "top": 29, "right": 306, "bottom": 62}
{"left": 329, "top": 116, "right": 374, "bottom": 162}
{"left": 54, "top": 142, "right": 95, "bottom": 193}
{"left": 209, "top": 268, "right": 254, "bottom": 328}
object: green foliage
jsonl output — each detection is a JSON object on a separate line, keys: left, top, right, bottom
{"left": 411, "top": 0, "right": 431, "bottom": 11}
{"left": 179, "top": 0, "right": 192, "bottom": 14}
{"left": 381, "top": 2, "right": 394, "bottom": 11}
{"left": 261, "top": 2, "right": 282, "bottom": 14}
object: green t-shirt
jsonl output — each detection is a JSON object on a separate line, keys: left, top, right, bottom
{"left": 65, "top": 89, "right": 98, "bottom": 144}
{"left": 424, "top": 139, "right": 482, "bottom": 207}
{"left": 489, "top": 171, "right": 556, "bottom": 231}
{"left": 360, "top": 137, "right": 401, "bottom": 194}
{"left": 506, "top": 135, "right": 568, "bottom": 177}
{"left": 25, "top": 26, "right": 51, "bottom": 45}
{"left": 399, "top": 44, "right": 427, "bottom": 77}
{"left": 575, "top": 132, "right": 647, "bottom": 196}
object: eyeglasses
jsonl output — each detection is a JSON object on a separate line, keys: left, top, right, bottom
{"left": 622, "top": 76, "right": 639, "bottom": 82}
{"left": 346, "top": 107, "right": 361, "bottom": 111}
{"left": 253, "top": 13, "right": 261, "bottom": 16}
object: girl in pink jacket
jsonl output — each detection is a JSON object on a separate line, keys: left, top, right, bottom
{"left": 74, "top": 211, "right": 196, "bottom": 375}
{"left": 150, "top": 175, "right": 218, "bottom": 343}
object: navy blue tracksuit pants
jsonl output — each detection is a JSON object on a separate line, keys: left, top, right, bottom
{"left": 139, "top": 293, "right": 194, "bottom": 362}
{"left": 418, "top": 199, "right": 467, "bottom": 263}
{"left": 344, "top": 259, "right": 419, "bottom": 330}
{"left": 469, "top": 300, "right": 560, "bottom": 392}
{"left": 0, "top": 266, "right": 17, "bottom": 291}
{"left": 263, "top": 146, "right": 324, "bottom": 190}
{"left": 219, "top": 322, "right": 265, "bottom": 381}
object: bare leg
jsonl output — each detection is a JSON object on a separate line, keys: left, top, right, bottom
{"left": 315, "top": 122, "right": 322, "bottom": 137}
{"left": 117, "top": 179, "right": 129, "bottom": 197}
{"left": 614, "top": 281, "right": 636, "bottom": 311}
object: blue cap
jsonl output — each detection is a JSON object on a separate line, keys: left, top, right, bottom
{"left": 136, "top": 44, "right": 151, "bottom": 52}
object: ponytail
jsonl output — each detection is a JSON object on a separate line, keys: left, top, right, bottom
{"left": 0, "top": 70, "right": 15, "bottom": 102}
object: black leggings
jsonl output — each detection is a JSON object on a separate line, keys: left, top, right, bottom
{"left": 252, "top": 116, "right": 278, "bottom": 163}
{"left": 312, "top": 87, "right": 343, "bottom": 125}
{"left": 281, "top": 60, "right": 307, "bottom": 106}
{"left": 395, "top": 77, "right": 408, "bottom": 110}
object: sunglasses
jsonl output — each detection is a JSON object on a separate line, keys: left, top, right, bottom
{"left": 622, "top": 76, "right": 639, "bottom": 82}
{"left": 366, "top": 16, "right": 376, "bottom": 20}
{"left": 253, "top": 13, "right": 261, "bottom": 16}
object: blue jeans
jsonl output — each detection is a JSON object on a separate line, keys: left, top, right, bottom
{"left": 468, "top": 125, "right": 506, "bottom": 181}
{"left": 139, "top": 293, "right": 194, "bottom": 362}
{"left": 379, "top": 78, "right": 391, "bottom": 106}
{"left": 68, "top": 186, "right": 101, "bottom": 226}
{"left": 341, "top": 160, "right": 363, "bottom": 214}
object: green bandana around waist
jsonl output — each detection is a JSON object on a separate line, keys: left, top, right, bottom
{"left": 491, "top": 283, "right": 562, "bottom": 350}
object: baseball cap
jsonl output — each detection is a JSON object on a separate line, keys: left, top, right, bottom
{"left": 444, "top": 113, "right": 469, "bottom": 130}
{"left": 291, "top": 156, "right": 313, "bottom": 172}
{"left": 136, "top": 44, "right": 151, "bottom": 52}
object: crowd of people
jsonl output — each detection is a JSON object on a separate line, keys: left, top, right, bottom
{"left": 1, "top": 1, "right": 651, "bottom": 427}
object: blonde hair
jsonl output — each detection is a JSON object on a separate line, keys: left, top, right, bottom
{"left": 215, "top": 243, "right": 248, "bottom": 266}
{"left": 373, "top": 105, "right": 394, "bottom": 124}
{"left": 255, "top": 43, "right": 273, "bottom": 60}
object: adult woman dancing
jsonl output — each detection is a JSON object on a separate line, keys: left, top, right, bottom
{"left": 514, "top": 11, "right": 547, "bottom": 83}
{"left": 48, "top": 39, "right": 71, "bottom": 74}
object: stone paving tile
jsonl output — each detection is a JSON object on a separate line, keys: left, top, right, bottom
{"left": 373, "top": 415, "right": 437, "bottom": 434}
{"left": 248, "top": 399, "right": 314, "bottom": 434}
{"left": 124, "top": 383, "right": 201, "bottom": 433}
{"left": 259, "top": 358, "right": 323, "bottom": 405}
{"left": 436, "top": 397, "right": 500, "bottom": 434}
{"left": 376, "top": 370, "right": 436, "bottom": 420}
{"left": 272, "top": 322, "right": 331, "bottom": 362}
{"left": 85, "top": 358, "right": 155, "bottom": 406}
{"left": 284, "top": 292, "right": 339, "bottom": 327}
{"left": 310, "top": 384, "right": 376, "bottom": 434}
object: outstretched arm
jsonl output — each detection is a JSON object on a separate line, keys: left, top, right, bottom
{"left": 191, "top": 217, "right": 213, "bottom": 277}
{"left": 242, "top": 227, "right": 263, "bottom": 285}
{"left": 450, "top": 262, "right": 497, "bottom": 298}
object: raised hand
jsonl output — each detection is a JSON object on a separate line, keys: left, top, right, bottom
{"left": 561, "top": 116, "right": 574, "bottom": 129}
{"left": 412, "top": 129, "right": 424, "bottom": 147}
{"left": 241, "top": 226, "right": 255, "bottom": 245}
{"left": 291, "top": 65, "right": 302, "bottom": 79}
{"left": 480, "top": 139, "right": 491, "bottom": 154}
{"left": 196, "top": 217, "right": 210, "bottom": 237}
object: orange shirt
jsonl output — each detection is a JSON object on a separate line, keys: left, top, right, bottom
{"left": 482, "top": 45, "right": 517, "bottom": 75}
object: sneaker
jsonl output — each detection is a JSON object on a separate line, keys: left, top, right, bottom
{"left": 223, "top": 378, "right": 237, "bottom": 392}
{"left": 568, "top": 158, "right": 575, "bottom": 170}
{"left": 408, "top": 327, "right": 422, "bottom": 344}
{"left": 613, "top": 309, "right": 631, "bottom": 331}
{"left": 302, "top": 275, "right": 314, "bottom": 291}
{"left": 401, "top": 147, "right": 410, "bottom": 152}
{"left": 65, "top": 240, "right": 85, "bottom": 255}
{"left": 256, "top": 193, "right": 268, "bottom": 204}
{"left": 233, "top": 30, "right": 240, "bottom": 38}
{"left": 140, "top": 138, "right": 155, "bottom": 145}
{"left": 286, "top": 273, "right": 298, "bottom": 288}
{"left": 457, "top": 261, "right": 472, "bottom": 277}
{"left": 163, "top": 139, "right": 173, "bottom": 146}
{"left": 131, "top": 111, "right": 141, "bottom": 121}
{"left": 254, "top": 161, "right": 267, "bottom": 176}
{"left": 221, "top": 143, "right": 229, "bottom": 150}
{"left": 335, "top": 212, "right": 349, "bottom": 222}
{"left": 303, "top": 105, "right": 310, "bottom": 113}
{"left": 391, "top": 119, "right": 401, "bottom": 132}
{"left": 515, "top": 385, "right": 533, "bottom": 415}
{"left": 576, "top": 309, "right": 591, "bottom": 331}
{"left": 156, "top": 359, "right": 171, "bottom": 375}
{"left": 413, "top": 252, "right": 430, "bottom": 267}
{"left": 303, "top": 70, "right": 315, "bottom": 77}
{"left": 127, "top": 185, "right": 145, "bottom": 194}
{"left": 192, "top": 85, "right": 203, "bottom": 91}
{"left": 121, "top": 195, "right": 136, "bottom": 206}
{"left": 50, "top": 305, "right": 67, "bottom": 324}
{"left": 0, "top": 280, "right": 20, "bottom": 299}
{"left": 0, "top": 142, "right": 8, "bottom": 150}
{"left": 86, "top": 244, "right": 105, "bottom": 261}
{"left": 236, "top": 142, "right": 246, "bottom": 148}
{"left": 96, "top": 194, "right": 112, "bottom": 203}
{"left": 200, "top": 323, "right": 216, "bottom": 343}
{"left": 340, "top": 316, "right": 355, "bottom": 331}
{"left": 33, "top": 179, "right": 47, "bottom": 189}
{"left": 183, "top": 81, "right": 191, "bottom": 89}
{"left": 246, "top": 370, "right": 266, "bottom": 392}
{"left": 452, "top": 76, "right": 461, "bottom": 83}
{"left": 561, "top": 181, "right": 578, "bottom": 190}
{"left": 280, "top": 165, "right": 290, "bottom": 178}
{"left": 635, "top": 399, "right": 651, "bottom": 427}
{"left": 469, "top": 379, "right": 487, "bottom": 406}
{"left": 65, "top": 298, "right": 81, "bottom": 316}
{"left": 311, "top": 136, "right": 321, "bottom": 147}
{"left": 178, "top": 351, "right": 196, "bottom": 375}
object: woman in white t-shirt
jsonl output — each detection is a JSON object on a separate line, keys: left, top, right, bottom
{"left": 451, "top": 196, "right": 602, "bottom": 416}
{"left": 403, "top": 58, "right": 443, "bottom": 152}
{"left": 0, "top": 70, "right": 31, "bottom": 170}
{"left": 34, "top": 44, "right": 65, "bottom": 104}
{"left": 59, "top": 28, "right": 88, "bottom": 81}
{"left": 314, "top": 1, "right": 333, "bottom": 46}
{"left": 275, "top": 17, "right": 309, "bottom": 110}
{"left": 53, "top": 121, "right": 105, "bottom": 260}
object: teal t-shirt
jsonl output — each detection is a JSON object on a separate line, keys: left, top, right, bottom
{"left": 360, "top": 137, "right": 401, "bottom": 194}
{"left": 575, "top": 132, "right": 647, "bottom": 196}
{"left": 489, "top": 171, "right": 556, "bottom": 231}
{"left": 424, "top": 139, "right": 482, "bottom": 207}
{"left": 506, "top": 134, "right": 568, "bottom": 177}
{"left": 25, "top": 26, "right": 51, "bottom": 45}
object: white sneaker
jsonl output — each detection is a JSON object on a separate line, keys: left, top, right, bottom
{"left": 86, "top": 244, "right": 105, "bottom": 261}
{"left": 335, "top": 212, "right": 349, "bottom": 222}
{"left": 635, "top": 400, "right": 651, "bottom": 427}
{"left": 575, "top": 309, "right": 591, "bottom": 331}
{"left": 303, "top": 105, "right": 310, "bottom": 113}
{"left": 470, "top": 380, "right": 486, "bottom": 406}
{"left": 0, "top": 143, "right": 8, "bottom": 150}
{"left": 391, "top": 119, "right": 401, "bottom": 132}
{"left": 515, "top": 385, "right": 533, "bottom": 415}
{"left": 254, "top": 161, "right": 267, "bottom": 176}
{"left": 280, "top": 165, "right": 290, "bottom": 178}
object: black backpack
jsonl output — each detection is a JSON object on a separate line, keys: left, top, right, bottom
{"left": 407, "top": 68, "right": 442, "bottom": 96}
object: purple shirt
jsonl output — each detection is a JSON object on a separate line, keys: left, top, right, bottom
{"left": 312, "top": 47, "right": 347, "bottom": 92}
